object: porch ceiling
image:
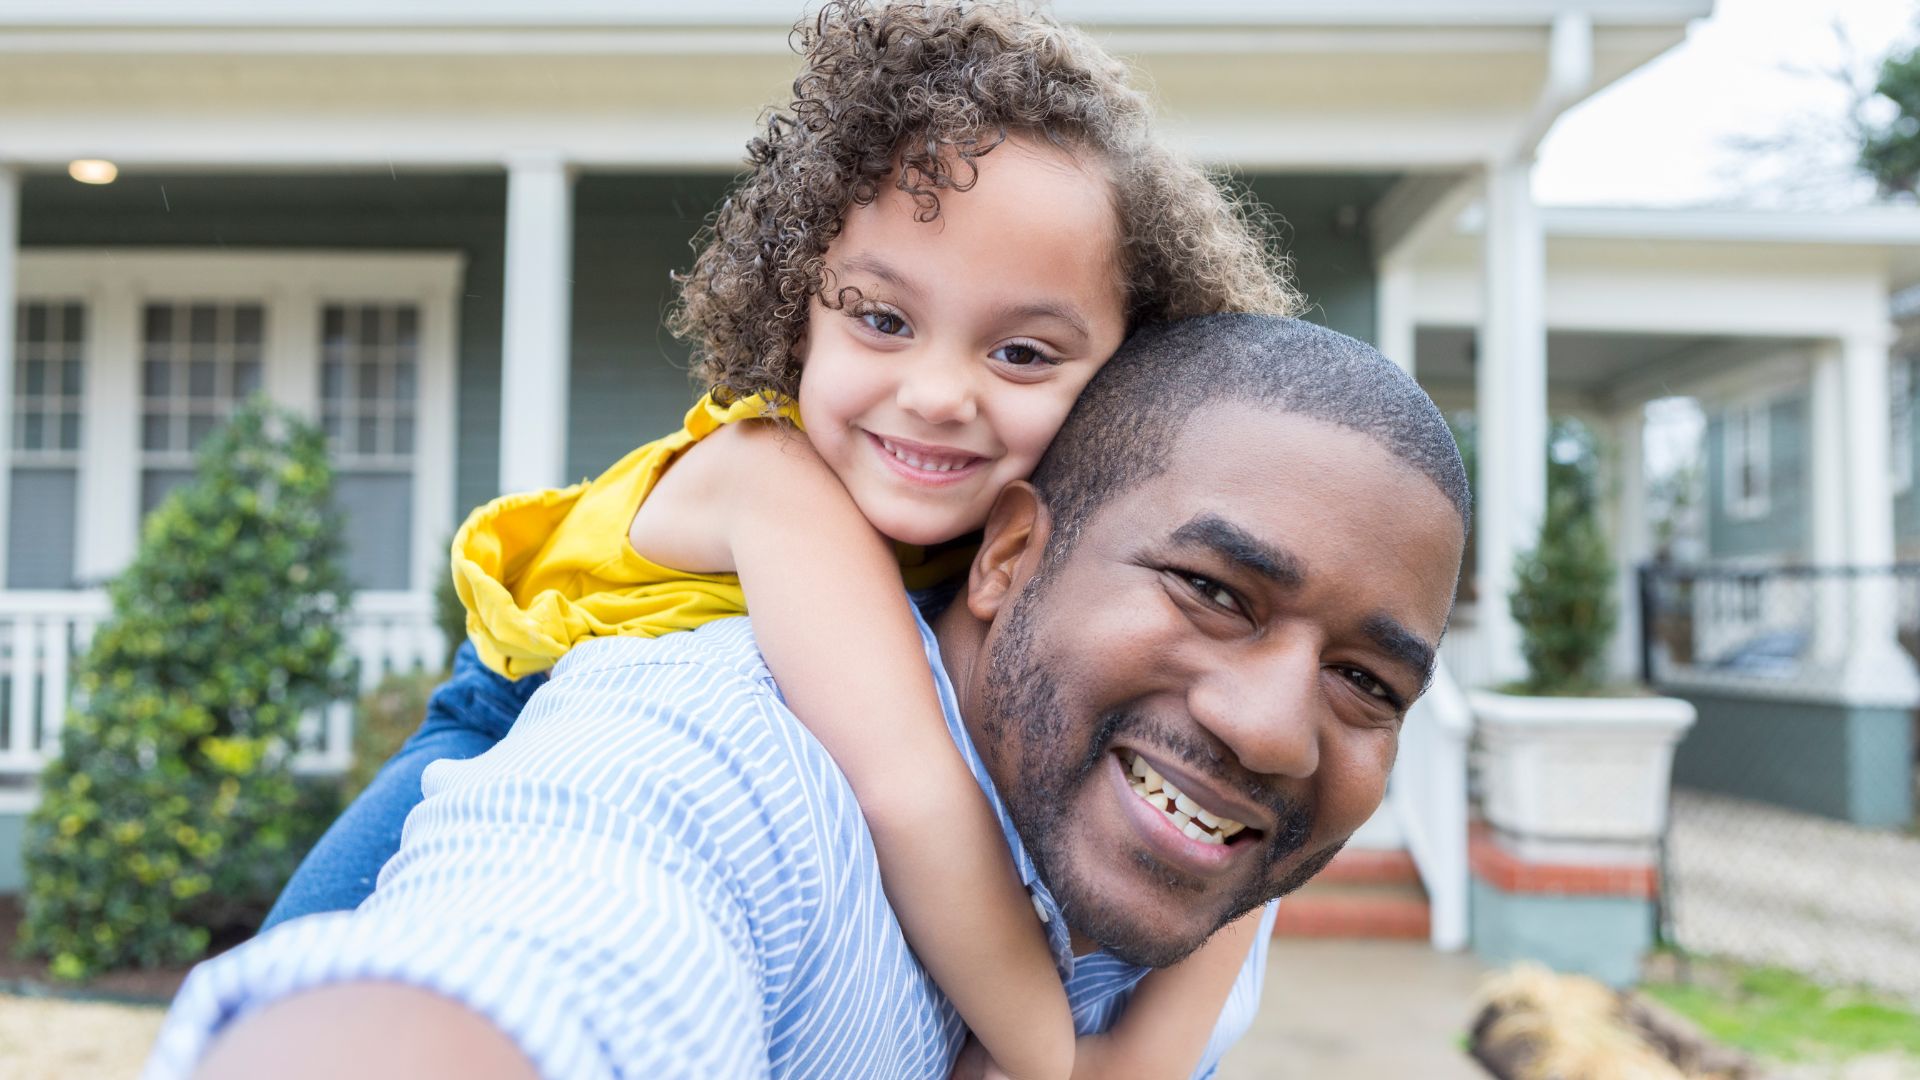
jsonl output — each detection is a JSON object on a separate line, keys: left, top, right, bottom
{"left": 1417, "top": 326, "right": 1734, "bottom": 402}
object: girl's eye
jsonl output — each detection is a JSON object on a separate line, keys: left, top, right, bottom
{"left": 991, "top": 341, "right": 1058, "bottom": 368}
{"left": 857, "top": 309, "right": 910, "bottom": 337}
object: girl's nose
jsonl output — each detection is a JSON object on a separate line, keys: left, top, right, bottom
{"left": 895, "top": 356, "right": 978, "bottom": 426}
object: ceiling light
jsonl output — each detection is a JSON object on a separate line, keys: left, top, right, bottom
{"left": 68, "top": 159, "right": 118, "bottom": 185}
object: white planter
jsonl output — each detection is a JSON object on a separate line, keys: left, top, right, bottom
{"left": 1468, "top": 690, "right": 1697, "bottom": 865}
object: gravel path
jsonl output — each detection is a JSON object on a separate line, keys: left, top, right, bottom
{"left": 1668, "top": 788, "right": 1920, "bottom": 1003}
{"left": 0, "top": 994, "right": 165, "bottom": 1080}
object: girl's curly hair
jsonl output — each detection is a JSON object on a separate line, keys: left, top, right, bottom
{"left": 669, "top": 0, "right": 1300, "bottom": 405}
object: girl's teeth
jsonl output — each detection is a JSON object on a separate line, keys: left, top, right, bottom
{"left": 882, "top": 439, "right": 967, "bottom": 472}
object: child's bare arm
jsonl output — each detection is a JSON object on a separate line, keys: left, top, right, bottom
{"left": 681, "top": 422, "right": 1074, "bottom": 1080}
{"left": 1069, "top": 909, "right": 1265, "bottom": 1080}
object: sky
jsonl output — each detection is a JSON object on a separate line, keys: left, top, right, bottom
{"left": 1535, "top": 0, "right": 1920, "bottom": 208}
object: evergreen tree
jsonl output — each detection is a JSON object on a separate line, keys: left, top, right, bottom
{"left": 22, "top": 402, "right": 349, "bottom": 978}
{"left": 1862, "top": 44, "right": 1920, "bottom": 197}
{"left": 1509, "top": 422, "right": 1617, "bottom": 695}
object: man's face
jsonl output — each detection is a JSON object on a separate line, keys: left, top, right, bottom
{"left": 963, "top": 405, "right": 1463, "bottom": 967}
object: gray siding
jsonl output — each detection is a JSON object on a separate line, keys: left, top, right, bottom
{"left": 1705, "top": 395, "right": 1810, "bottom": 560}
{"left": 1244, "top": 174, "right": 1398, "bottom": 344}
{"left": 566, "top": 175, "right": 732, "bottom": 478}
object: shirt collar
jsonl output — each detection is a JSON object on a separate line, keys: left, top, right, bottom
{"left": 911, "top": 606, "right": 1085, "bottom": 977}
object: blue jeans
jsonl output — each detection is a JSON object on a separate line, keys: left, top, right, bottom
{"left": 262, "top": 642, "right": 548, "bottom": 930}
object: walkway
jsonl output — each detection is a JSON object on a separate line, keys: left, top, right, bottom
{"left": 1217, "top": 938, "right": 1487, "bottom": 1079}
{"left": 1668, "top": 789, "right": 1920, "bottom": 1003}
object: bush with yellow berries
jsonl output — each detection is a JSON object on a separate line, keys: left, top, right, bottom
{"left": 21, "top": 402, "right": 349, "bottom": 978}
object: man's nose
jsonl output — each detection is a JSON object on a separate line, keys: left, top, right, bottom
{"left": 895, "top": 352, "right": 978, "bottom": 426}
{"left": 1187, "top": 641, "right": 1322, "bottom": 780}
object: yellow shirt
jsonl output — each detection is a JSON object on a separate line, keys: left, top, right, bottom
{"left": 453, "top": 392, "right": 974, "bottom": 679}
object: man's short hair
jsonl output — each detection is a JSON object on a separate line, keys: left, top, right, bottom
{"left": 1028, "top": 314, "right": 1472, "bottom": 557}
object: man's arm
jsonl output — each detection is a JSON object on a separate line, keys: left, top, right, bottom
{"left": 144, "top": 649, "right": 793, "bottom": 1080}
{"left": 193, "top": 983, "right": 536, "bottom": 1080}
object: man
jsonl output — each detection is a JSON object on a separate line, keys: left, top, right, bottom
{"left": 146, "top": 314, "right": 1470, "bottom": 1080}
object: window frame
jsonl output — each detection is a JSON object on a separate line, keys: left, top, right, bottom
{"left": 1892, "top": 354, "right": 1915, "bottom": 498}
{"left": 1721, "top": 397, "right": 1772, "bottom": 523}
{"left": 10, "top": 249, "right": 464, "bottom": 594}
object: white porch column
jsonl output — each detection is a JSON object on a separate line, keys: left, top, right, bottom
{"left": 1475, "top": 159, "right": 1549, "bottom": 685}
{"left": 1838, "top": 329, "right": 1920, "bottom": 700}
{"left": 1376, "top": 257, "right": 1416, "bottom": 375}
{"left": 498, "top": 154, "right": 575, "bottom": 494}
{"left": 1609, "top": 405, "right": 1648, "bottom": 681}
{"left": 0, "top": 167, "right": 18, "bottom": 583}
{"left": 1808, "top": 346, "right": 1849, "bottom": 667}
{"left": 75, "top": 281, "right": 141, "bottom": 582}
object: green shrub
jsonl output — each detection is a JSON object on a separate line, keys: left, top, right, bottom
{"left": 22, "top": 402, "right": 351, "bottom": 978}
{"left": 343, "top": 671, "right": 440, "bottom": 803}
{"left": 1509, "top": 423, "right": 1617, "bottom": 695}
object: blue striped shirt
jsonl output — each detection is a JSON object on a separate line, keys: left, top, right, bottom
{"left": 146, "top": 614, "right": 1276, "bottom": 1079}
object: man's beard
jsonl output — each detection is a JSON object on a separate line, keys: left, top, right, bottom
{"left": 978, "top": 574, "right": 1340, "bottom": 969}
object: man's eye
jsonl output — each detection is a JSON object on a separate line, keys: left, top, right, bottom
{"left": 992, "top": 341, "right": 1057, "bottom": 367}
{"left": 1340, "top": 666, "right": 1396, "bottom": 703}
{"left": 1183, "top": 573, "right": 1240, "bottom": 614}
{"left": 857, "top": 309, "right": 909, "bottom": 336}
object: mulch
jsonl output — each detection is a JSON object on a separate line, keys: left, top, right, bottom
{"left": 0, "top": 897, "right": 208, "bottom": 1005}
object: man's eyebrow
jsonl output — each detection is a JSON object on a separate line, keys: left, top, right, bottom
{"left": 836, "top": 253, "right": 923, "bottom": 300}
{"left": 1364, "top": 613, "right": 1437, "bottom": 689}
{"left": 986, "top": 300, "right": 1091, "bottom": 341}
{"left": 1170, "top": 514, "right": 1304, "bottom": 588}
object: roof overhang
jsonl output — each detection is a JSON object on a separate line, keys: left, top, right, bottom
{"left": 0, "top": 1, "right": 1709, "bottom": 172}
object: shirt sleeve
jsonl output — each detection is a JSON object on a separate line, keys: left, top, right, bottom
{"left": 144, "top": 672, "right": 778, "bottom": 1080}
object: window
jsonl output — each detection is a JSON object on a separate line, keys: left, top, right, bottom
{"left": 12, "top": 250, "right": 461, "bottom": 595}
{"left": 321, "top": 304, "right": 421, "bottom": 591}
{"left": 1893, "top": 356, "right": 1914, "bottom": 497}
{"left": 8, "top": 302, "right": 85, "bottom": 588}
{"left": 139, "top": 301, "right": 266, "bottom": 514}
{"left": 1722, "top": 401, "right": 1770, "bottom": 521}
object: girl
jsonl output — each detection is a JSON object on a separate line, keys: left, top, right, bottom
{"left": 291, "top": 3, "right": 1296, "bottom": 1077}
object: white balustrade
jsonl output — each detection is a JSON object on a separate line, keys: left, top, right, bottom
{"left": 0, "top": 589, "right": 445, "bottom": 789}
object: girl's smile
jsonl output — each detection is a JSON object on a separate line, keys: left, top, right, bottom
{"left": 864, "top": 432, "right": 990, "bottom": 485}
{"left": 797, "top": 135, "right": 1130, "bottom": 548}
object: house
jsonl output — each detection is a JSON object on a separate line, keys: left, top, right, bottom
{"left": 0, "top": 1, "right": 1718, "bottom": 943}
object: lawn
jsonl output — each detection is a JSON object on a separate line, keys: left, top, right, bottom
{"left": 1645, "top": 956, "right": 1920, "bottom": 1071}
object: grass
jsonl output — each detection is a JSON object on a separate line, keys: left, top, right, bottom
{"left": 1643, "top": 958, "right": 1920, "bottom": 1064}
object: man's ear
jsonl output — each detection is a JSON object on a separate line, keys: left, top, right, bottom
{"left": 967, "top": 481, "right": 1051, "bottom": 623}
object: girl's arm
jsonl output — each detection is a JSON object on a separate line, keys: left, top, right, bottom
{"left": 1069, "top": 909, "right": 1265, "bottom": 1080}
{"left": 649, "top": 421, "right": 1074, "bottom": 1080}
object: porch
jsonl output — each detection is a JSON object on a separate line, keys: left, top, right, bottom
{"left": 0, "top": 2, "right": 1719, "bottom": 949}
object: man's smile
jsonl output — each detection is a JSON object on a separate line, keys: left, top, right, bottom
{"left": 1105, "top": 751, "right": 1263, "bottom": 877}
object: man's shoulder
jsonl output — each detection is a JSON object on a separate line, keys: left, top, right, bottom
{"left": 552, "top": 617, "right": 778, "bottom": 691}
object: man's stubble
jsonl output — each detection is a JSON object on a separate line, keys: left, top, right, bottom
{"left": 976, "top": 569, "right": 1344, "bottom": 969}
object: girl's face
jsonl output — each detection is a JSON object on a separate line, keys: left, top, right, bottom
{"left": 798, "top": 137, "right": 1130, "bottom": 547}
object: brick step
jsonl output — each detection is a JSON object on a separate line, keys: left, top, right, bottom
{"left": 1312, "top": 847, "right": 1422, "bottom": 888}
{"left": 1272, "top": 879, "right": 1431, "bottom": 941}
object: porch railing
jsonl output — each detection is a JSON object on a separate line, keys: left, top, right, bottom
{"left": 1638, "top": 563, "right": 1920, "bottom": 700}
{"left": 0, "top": 590, "right": 445, "bottom": 796}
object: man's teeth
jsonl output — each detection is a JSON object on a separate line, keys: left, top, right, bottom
{"left": 1124, "top": 751, "right": 1246, "bottom": 845}
{"left": 879, "top": 437, "right": 972, "bottom": 473}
